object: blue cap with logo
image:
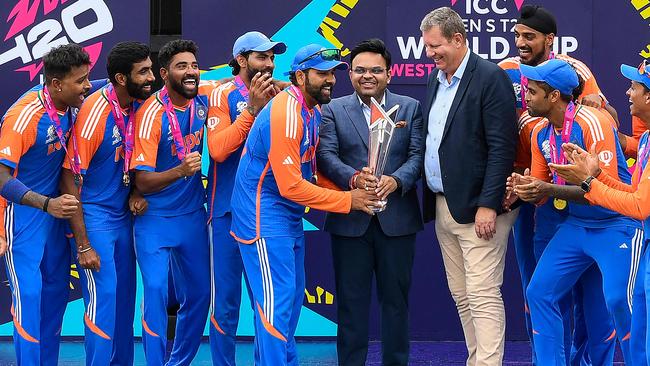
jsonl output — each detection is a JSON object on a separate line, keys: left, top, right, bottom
{"left": 520, "top": 59, "right": 579, "bottom": 95}
{"left": 620, "top": 61, "right": 650, "bottom": 90}
{"left": 232, "top": 31, "right": 286, "bottom": 58}
{"left": 284, "top": 44, "right": 348, "bottom": 75}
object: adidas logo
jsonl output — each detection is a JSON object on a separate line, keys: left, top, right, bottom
{"left": 283, "top": 156, "right": 294, "bottom": 165}
{"left": 620, "top": 243, "right": 628, "bottom": 249}
{"left": 135, "top": 153, "right": 145, "bottom": 162}
{"left": 0, "top": 147, "right": 11, "bottom": 156}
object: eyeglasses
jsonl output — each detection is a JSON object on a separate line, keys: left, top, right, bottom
{"left": 298, "top": 49, "right": 341, "bottom": 65}
{"left": 639, "top": 59, "right": 649, "bottom": 77}
{"left": 352, "top": 67, "right": 387, "bottom": 75}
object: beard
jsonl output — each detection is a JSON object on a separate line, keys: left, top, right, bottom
{"left": 305, "top": 76, "right": 333, "bottom": 105}
{"left": 126, "top": 77, "right": 153, "bottom": 100}
{"left": 169, "top": 74, "right": 199, "bottom": 99}
{"left": 246, "top": 64, "right": 273, "bottom": 82}
{"left": 520, "top": 48, "right": 547, "bottom": 66}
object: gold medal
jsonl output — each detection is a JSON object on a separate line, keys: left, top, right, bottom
{"left": 553, "top": 198, "right": 567, "bottom": 210}
{"left": 122, "top": 173, "right": 130, "bottom": 186}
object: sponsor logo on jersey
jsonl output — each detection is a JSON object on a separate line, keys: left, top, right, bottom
{"left": 112, "top": 125, "right": 122, "bottom": 145}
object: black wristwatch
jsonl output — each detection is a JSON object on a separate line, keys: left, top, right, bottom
{"left": 580, "top": 176, "right": 596, "bottom": 193}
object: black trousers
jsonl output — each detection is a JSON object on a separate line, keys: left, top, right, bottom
{"left": 331, "top": 217, "right": 416, "bottom": 366}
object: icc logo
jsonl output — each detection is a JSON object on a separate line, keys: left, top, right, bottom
{"left": 112, "top": 125, "right": 121, "bottom": 145}
{"left": 541, "top": 140, "right": 551, "bottom": 160}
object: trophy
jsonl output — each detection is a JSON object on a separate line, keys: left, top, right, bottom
{"left": 367, "top": 97, "right": 401, "bottom": 212}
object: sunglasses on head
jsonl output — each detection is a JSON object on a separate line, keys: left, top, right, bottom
{"left": 298, "top": 49, "right": 341, "bottom": 65}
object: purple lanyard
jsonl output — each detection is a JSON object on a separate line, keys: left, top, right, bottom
{"left": 42, "top": 85, "right": 82, "bottom": 187}
{"left": 233, "top": 75, "right": 250, "bottom": 101}
{"left": 548, "top": 101, "right": 577, "bottom": 185}
{"left": 289, "top": 86, "right": 317, "bottom": 181}
{"left": 639, "top": 133, "right": 650, "bottom": 171}
{"left": 159, "top": 87, "right": 194, "bottom": 161}
{"left": 521, "top": 52, "right": 555, "bottom": 110}
{"left": 105, "top": 85, "right": 135, "bottom": 186}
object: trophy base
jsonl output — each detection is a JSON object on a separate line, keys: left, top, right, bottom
{"left": 372, "top": 199, "right": 387, "bottom": 213}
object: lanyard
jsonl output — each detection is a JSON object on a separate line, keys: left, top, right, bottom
{"left": 159, "top": 87, "right": 194, "bottom": 161}
{"left": 548, "top": 101, "right": 577, "bottom": 185}
{"left": 42, "top": 85, "right": 82, "bottom": 187}
{"left": 105, "top": 85, "right": 135, "bottom": 186}
{"left": 289, "top": 86, "right": 317, "bottom": 182}
{"left": 639, "top": 132, "right": 650, "bottom": 171}
{"left": 233, "top": 75, "right": 250, "bottom": 101}
{"left": 521, "top": 52, "right": 555, "bottom": 110}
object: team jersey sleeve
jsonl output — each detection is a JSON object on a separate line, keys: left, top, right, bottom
{"left": 514, "top": 113, "right": 536, "bottom": 169}
{"left": 0, "top": 105, "right": 39, "bottom": 170}
{"left": 529, "top": 126, "right": 552, "bottom": 182}
{"left": 206, "top": 86, "right": 255, "bottom": 163}
{"left": 267, "top": 96, "right": 352, "bottom": 213}
{"left": 625, "top": 116, "right": 647, "bottom": 156}
{"left": 131, "top": 102, "right": 162, "bottom": 171}
{"left": 63, "top": 98, "right": 107, "bottom": 173}
{"left": 586, "top": 165, "right": 650, "bottom": 220}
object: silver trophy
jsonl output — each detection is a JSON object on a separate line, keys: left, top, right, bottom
{"left": 367, "top": 97, "right": 400, "bottom": 212}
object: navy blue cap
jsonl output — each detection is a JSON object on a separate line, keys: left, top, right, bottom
{"left": 232, "top": 31, "right": 286, "bottom": 58}
{"left": 284, "top": 44, "right": 348, "bottom": 75}
{"left": 621, "top": 63, "right": 650, "bottom": 90}
{"left": 520, "top": 59, "right": 579, "bottom": 95}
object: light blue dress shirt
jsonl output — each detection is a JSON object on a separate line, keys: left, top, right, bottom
{"left": 424, "top": 49, "right": 470, "bottom": 193}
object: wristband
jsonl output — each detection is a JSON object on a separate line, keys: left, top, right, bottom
{"left": 349, "top": 171, "right": 360, "bottom": 189}
{"left": 1, "top": 177, "right": 31, "bottom": 204}
{"left": 42, "top": 197, "right": 51, "bottom": 212}
{"left": 77, "top": 246, "right": 92, "bottom": 254}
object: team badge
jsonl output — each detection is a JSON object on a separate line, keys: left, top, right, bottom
{"left": 207, "top": 117, "right": 220, "bottom": 130}
{"left": 45, "top": 125, "right": 57, "bottom": 144}
{"left": 196, "top": 105, "right": 207, "bottom": 121}
{"left": 598, "top": 150, "right": 613, "bottom": 167}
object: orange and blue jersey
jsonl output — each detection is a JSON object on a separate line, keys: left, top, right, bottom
{"left": 63, "top": 85, "right": 140, "bottom": 230}
{"left": 206, "top": 81, "right": 255, "bottom": 219}
{"left": 230, "top": 89, "right": 352, "bottom": 243}
{"left": 531, "top": 105, "right": 633, "bottom": 226}
{"left": 0, "top": 85, "right": 72, "bottom": 199}
{"left": 130, "top": 90, "right": 210, "bottom": 216}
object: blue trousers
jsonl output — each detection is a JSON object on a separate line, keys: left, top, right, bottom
{"left": 528, "top": 221, "right": 644, "bottom": 366}
{"left": 239, "top": 236, "right": 305, "bottom": 366}
{"left": 209, "top": 213, "right": 254, "bottom": 366}
{"left": 72, "top": 224, "right": 136, "bottom": 366}
{"left": 3, "top": 203, "right": 70, "bottom": 365}
{"left": 135, "top": 209, "right": 210, "bottom": 366}
{"left": 630, "top": 242, "right": 649, "bottom": 366}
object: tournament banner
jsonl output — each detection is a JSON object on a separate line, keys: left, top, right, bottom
{"left": 185, "top": 0, "right": 649, "bottom": 340}
{"left": 0, "top": 0, "right": 149, "bottom": 337}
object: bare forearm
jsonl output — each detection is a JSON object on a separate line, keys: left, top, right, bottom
{"left": 60, "top": 170, "right": 89, "bottom": 246}
{"left": 547, "top": 184, "right": 588, "bottom": 204}
{"left": 135, "top": 168, "right": 184, "bottom": 194}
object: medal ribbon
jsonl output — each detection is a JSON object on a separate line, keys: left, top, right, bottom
{"left": 233, "top": 75, "right": 250, "bottom": 101}
{"left": 106, "top": 85, "right": 135, "bottom": 183}
{"left": 548, "top": 101, "right": 577, "bottom": 185}
{"left": 159, "top": 87, "right": 194, "bottom": 161}
{"left": 289, "top": 86, "right": 317, "bottom": 180}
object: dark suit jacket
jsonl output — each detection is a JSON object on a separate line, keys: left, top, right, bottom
{"left": 422, "top": 51, "right": 517, "bottom": 224}
{"left": 317, "top": 90, "right": 424, "bottom": 237}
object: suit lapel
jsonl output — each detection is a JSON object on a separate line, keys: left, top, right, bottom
{"left": 344, "top": 94, "right": 369, "bottom": 149}
{"left": 442, "top": 52, "right": 477, "bottom": 140}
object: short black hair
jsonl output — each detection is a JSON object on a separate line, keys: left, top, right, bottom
{"left": 42, "top": 43, "right": 91, "bottom": 84}
{"left": 107, "top": 42, "right": 151, "bottom": 84}
{"left": 158, "top": 39, "right": 198, "bottom": 70}
{"left": 228, "top": 51, "right": 252, "bottom": 76}
{"left": 349, "top": 38, "right": 392, "bottom": 68}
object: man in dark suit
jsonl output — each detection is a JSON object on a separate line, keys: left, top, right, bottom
{"left": 317, "top": 39, "right": 423, "bottom": 366}
{"left": 420, "top": 7, "right": 518, "bottom": 366}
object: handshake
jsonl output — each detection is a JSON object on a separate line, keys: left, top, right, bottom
{"left": 349, "top": 167, "right": 399, "bottom": 215}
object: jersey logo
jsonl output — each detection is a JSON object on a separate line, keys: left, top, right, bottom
{"left": 135, "top": 153, "right": 145, "bottom": 162}
{"left": 283, "top": 156, "right": 294, "bottom": 165}
{"left": 167, "top": 124, "right": 174, "bottom": 141}
{"left": 45, "top": 125, "right": 57, "bottom": 144}
{"left": 196, "top": 105, "right": 207, "bottom": 121}
{"left": 541, "top": 140, "right": 551, "bottom": 160}
{"left": 598, "top": 150, "right": 613, "bottom": 167}
{"left": 619, "top": 243, "right": 628, "bottom": 249}
{"left": 112, "top": 125, "right": 122, "bottom": 145}
{"left": 207, "top": 117, "right": 220, "bottom": 131}
{"left": 0, "top": 147, "right": 11, "bottom": 156}
{"left": 236, "top": 101, "right": 248, "bottom": 114}
{"left": 513, "top": 82, "right": 521, "bottom": 101}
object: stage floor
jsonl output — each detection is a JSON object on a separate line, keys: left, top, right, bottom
{"left": 0, "top": 340, "right": 624, "bottom": 365}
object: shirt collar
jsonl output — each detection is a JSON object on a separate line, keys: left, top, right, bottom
{"left": 437, "top": 48, "right": 471, "bottom": 85}
{"left": 357, "top": 92, "right": 386, "bottom": 108}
